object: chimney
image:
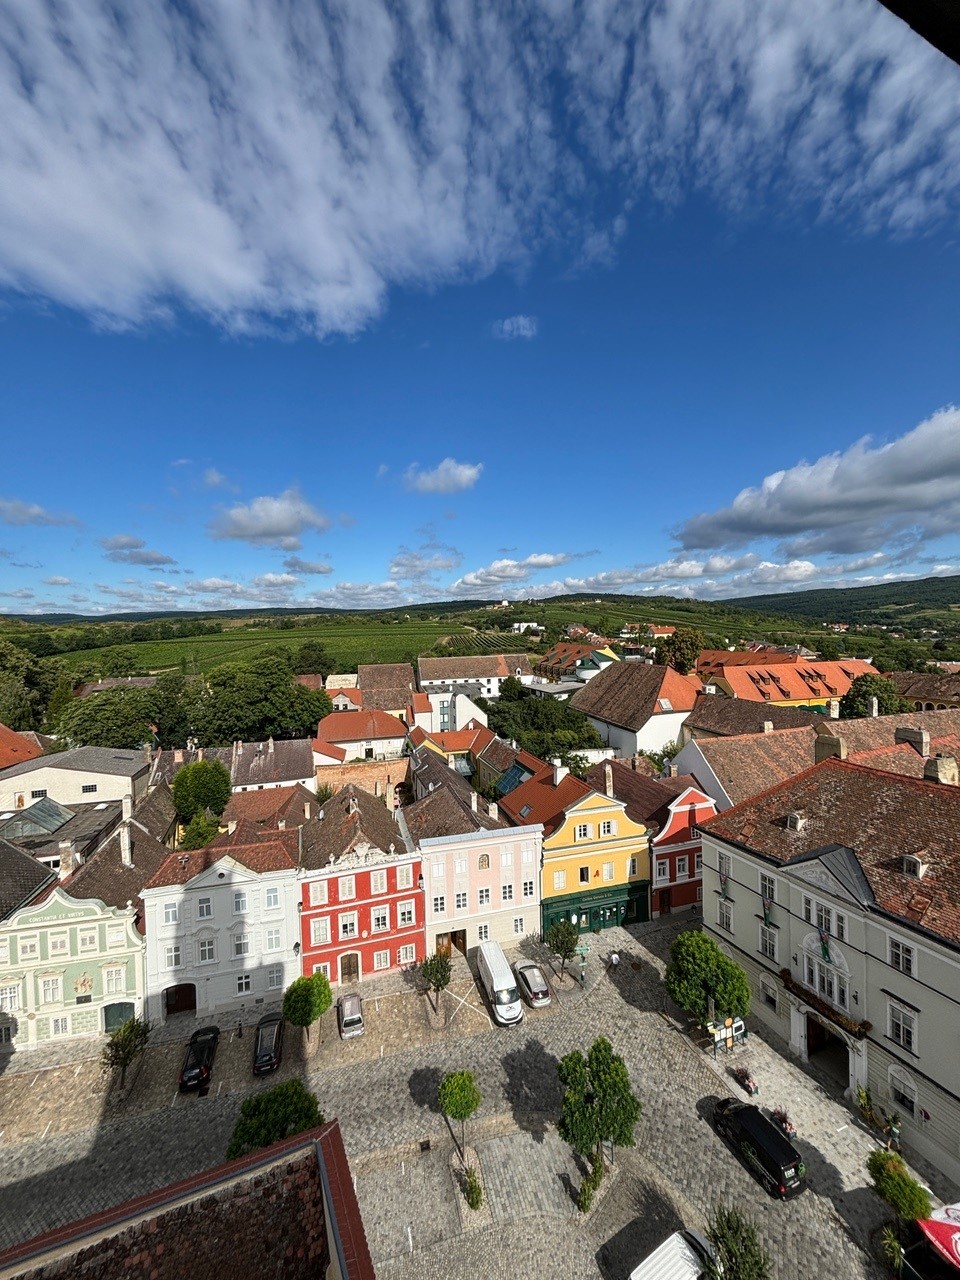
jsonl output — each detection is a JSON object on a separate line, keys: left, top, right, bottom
{"left": 58, "top": 839, "right": 76, "bottom": 881}
{"left": 268, "top": 736, "right": 275, "bottom": 754}
{"left": 762, "top": 721, "right": 774, "bottom": 734}
{"left": 551, "top": 757, "right": 568, "bottom": 786}
{"left": 604, "top": 762, "right": 614, "bottom": 798}
{"left": 488, "top": 801, "right": 498, "bottom": 819}
{"left": 448, "top": 755, "right": 457, "bottom": 770}
{"left": 174, "top": 749, "right": 184, "bottom": 764}
{"left": 374, "top": 780, "right": 382, "bottom": 797}
{"left": 197, "top": 747, "right": 204, "bottom": 760}
{"left": 471, "top": 791, "right": 478, "bottom": 813}
{"left": 815, "top": 734, "right": 847, "bottom": 764}
{"left": 924, "top": 755, "right": 959, "bottom": 786}
{"left": 348, "top": 796, "right": 359, "bottom": 816}
{"left": 828, "top": 698, "right": 840, "bottom": 720}
{"left": 667, "top": 763, "right": 678, "bottom": 778}
{"left": 869, "top": 696, "right": 879, "bottom": 718}
{"left": 895, "top": 726, "right": 931, "bottom": 757}
{"left": 228, "top": 819, "right": 237, "bottom": 834}
{"left": 304, "top": 801, "right": 312, "bottom": 820}
{"left": 120, "top": 823, "right": 133, "bottom": 867}
{"left": 122, "top": 794, "right": 133, "bottom": 822}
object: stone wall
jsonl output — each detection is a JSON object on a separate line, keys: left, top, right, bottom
{"left": 316, "top": 757, "right": 410, "bottom": 806}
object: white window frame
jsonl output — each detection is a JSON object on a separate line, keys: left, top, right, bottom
{"left": 478, "top": 887, "right": 491, "bottom": 907}
{"left": 338, "top": 875, "right": 356, "bottom": 901}
{"left": 50, "top": 1015, "right": 70, "bottom": 1037}
{"left": 198, "top": 938, "right": 216, "bottom": 964}
{"left": 500, "top": 849, "right": 513, "bottom": 867}
{"left": 889, "top": 937, "right": 915, "bottom": 977}
{"left": 676, "top": 856, "right": 688, "bottom": 879}
{"left": 398, "top": 944, "right": 416, "bottom": 965}
{"left": 78, "top": 929, "right": 97, "bottom": 953}
{"left": 163, "top": 902, "right": 180, "bottom": 926}
{"left": 267, "top": 966, "right": 283, "bottom": 990}
{"left": 309, "top": 880, "right": 328, "bottom": 907}
{"left": 804, "top": 952, "right": 848, "bottom": 1011}
{"left": 477, "top": 924, "right": 489, "bottom": 942}
{"left": 522, "top": 880, "right": 534, "bottom": 899}
{"left": 237, "top": 973, "right": 252, "bottom": 995}
{"left": 265, "top": 927, "right": 282, "bottom": 952}
{"left": 41, "top": 976, "right": 62, "bottom": 1004}
{"left": 455, "top": 891, "right": 468, "bottom": 911}
{"left": 397, "top": 864, "right": 413, "bottom": 890}
{"left": 501, "top": 884, "right": 514, "bottom": 902}
{"left": 600, "top": 820, "right": 617, "bottom": 837}
{"left": 164, "top": 944, "right": 182, "bottom": 970}
{"left": 759, "top": 872, "right": 776, "bottom": 902}
{"left": 310, "top": 916, "right": 330, "bottom": 946}
{"left": 575, "top": 823, "right": 591, "bottom": 841}
{"left": 370, "top": 869, "right": 387, "bottom": 896}
{"left": 628, "top": 857, "right": 638, "bottom": 878}
{"left": 889, "top": 1066, "right": 917, "bottom": 1117}
{"left": 48, "top": 932, "right": 68, "bottom": 956}
{"left": 313, "top": 962, "right": 331, "bottom": 980}
{"left": 889, "top": 1003, "right": 917, "bottom": 1054}
{"left": 374, "top": 949, "right": 390, "bottom": 971}
{"left": 454, "top": 857, "right": 467, "bottom": 876}
{"left": 0, "top": 983, "right": 21, "bottom": 1012}
{"left": 602, "top": 861, "right": 614, "bottom": 882}
{"left": 371, "top": 906, "right": 390, "bottom": 933}
{"left": 264, "top": 886, "right": 280, "bottom": 911}
{"left": 233, "top": 891, "right": 248, "bottom": 915}
{"left": 513, "top": 917, "right": 525, "bottom": 935}
{"left": 760, "top": 977, "right": 778, "bottom": 1012}
{"left": 197, "top": 897, "right": 212, "bottom": 920}
{"left": 717, "top": 900, "right": 732, "bottom": 933}
{"left": 233, "top": 933, "right": 251, "bottom": 958}
{"left": 398, "top": 900, "right": 415, "bottom": 927}
{"left": 759, "top": 924, "right": 777, "bottom": 963}
{"left": 339, "top": 911, "right": 358, "bottom": 940}
{"left": 655, "top": 860, "right": 669, "bottom": 883}
{"left": 553, "top": 870, "right": 566, "bottom": 892}
{"left": 717, "top": 851, "right": 732, "bottom": 879}
{"left": 432, "top": 895, "right": 446, "bottom": 915}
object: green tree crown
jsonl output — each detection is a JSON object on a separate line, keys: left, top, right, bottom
{"left": 665, "top": 930, "right": 750, "bottom": 1024}
{"left": 226, "top": 1078, "right": 322, "bottom": 1159}
{"left": 172, "top": 758, "right": 232, "bottom": 821}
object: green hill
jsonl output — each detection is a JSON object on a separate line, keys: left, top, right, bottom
{"left": 726, "top": 575, "right": 960, "bottom": 624}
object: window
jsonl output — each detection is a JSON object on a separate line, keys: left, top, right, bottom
{"left": 477, "top": 924, "right": 489, "bottom": 942}
{"left": 81, "top": 783, "right": 98, "bottom": 794}
{"left": 522, "top": 844, "right": 534, "bottom": 864}
{"left": 0, "top": 984, "right": 21, "bottom": 1012}
{"left": 265, "top": 887, "right": 280, "bottom": 910}
{"left": 889, "top": 1067, "right": 917, "bottom": 1117}
{"left": 803, "top": 896, "right": 846, "bottom": 941}
{"left": 237, "top": 974, "right": 252, "bottom": 995}
{"left": 309, "top": 880, "right": 328, "bottom": 906}
{"left": 890, "top": 1004, "right": 916, "bottom": 1054}
{"left": 265, "top": 927, "right": 282, "bottom": 952}
{"left": 233, "top": 892, "right": 247, "bottom": 915}
{"left": 717, "top": 900, "right": 732, "bottom": 933}
{"left": 397, "top": 864, "right": 413, "bottom": 890}
{"left": 579, "top": 866, "right": 590, "bottom": 885}
{"left": 41, "top": 977, "right": 62, "bottom": 1004}
{"left": 432, "top": 895, "right": 446, "bottom": 916}
{"left": 372, "top": 907, "right": 389, "bottom": 933}
{"left": 49, "top": 933, "right": 68, "bottom": 955}
{"left": 502, "top": 884, "right": 514, "bottom": 902}
{"left": 163, "top": 902, "right": 179, "bottom": 926}
{"left": 759, "top": 873, "right": 776, "bottom": 902}
{"left": 310, "top": 915, "right": 330, "bottom": 946}
{"left": 695, "top": 853, "right": 702, "bottom": 873}
{"left": 78, "top": 929, "right": 97, "bottom": 952}
{"left": 889, "top": 938, "right": 915, "bottom": 977}
{"left": 500, "top": 849, "right": 512, "bottom": 867}
{"left": 478, "top": 887, "right": 490, "bottom": 907}
{"left": 370, "top": 869, "right": 387, "bottom": 896}
{"left": 513, "top": 917, "right": 525, "bottom": 935}
{"left": 454, "top": 857, "right": 467, "bottom": 876}
{"left": 51, "top": 1016, "right": 70, "bottom": 1037}
{"left": 676, "top": 856, "right": 688, "bottom": 879}
{"left": 338, "top": 875, "right": 356, "bottom": 900}
{"left": 106, "top": 926, "right": 124, "bottom": 948}
{"left": 267, "top": 966, "right": 283, "bottom": 990}
{"left": 523, "top": 880, "right": 534, "bottom": 899}
{"left": 19, "top": 935, "right": 38, "bottom": 959}
{"left": 234, "top": 934, "right": 250, "bottom": 958}
{"left": 105, "top": 967, "right": 125, "bottom": 994}
{"left": 30, "top": 789, "right": 47, "bottom": 800}
{"left": 398, "top": 944, "right": 416, "bottom": 965}
{"left": 655, "top": 860, "right": 669, "bottom": 883}
{"left": 198, "top": 938, "right": 216, "bottom": 963}
{"left": 374, "top": 949, "right": 390, "bottom": 971}
{"left": 804, "top": 954, "right": 848, "bottom": 1010}
{"left": 455, "top": 892, "right": 468, "bottom": 911}
{"left": 575, "top": 823, "right": 591, "bottom": 841}
{"left": 478, "top": 853, "right": 490, "bottom": 871}
{"left": 433, "top": 862, "right": 444, "bottom": 879}
{"left": 602, "top": 862, "right": 614, "bottom": 882}
{"left": 600, "top": 820, "right": 616, "bottom": 837}
{"left": 197, "top": 897, "right": 212, "bottom": 920}
{"left": 164, "top": 944, "right": 181, "bottom": 969}
{"left": 553, "top": 870, "right": 566, "bottom": 892}
{"left": 718, "top": 851, "right": 732, "bottom": 879}
{"left": 313, "top": 962, "right": 331, "bottom": 980}
{"left": 628, "top": 857, "right": 638, "bottom": 878}
{"left": 339, "top": 912, "right": 358, "bottom": 939}
{"left": 759, "top": 925, "right": 777, "bottom": 963}
{"left": 398, "top": 900, "right": 415, "bottom": 927}
{"left": 0, "top": 1025, "right": 10, "bottom": 1045}
{"left": 760, "top": 978, "right": 778, "bottom": 1012}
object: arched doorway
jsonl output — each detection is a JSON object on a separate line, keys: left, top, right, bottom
{"left": 339, "top": 953, "right": 360, "bottom": 985}
{"left": 164, "top": 983, "right": 197, "bottom": 1017}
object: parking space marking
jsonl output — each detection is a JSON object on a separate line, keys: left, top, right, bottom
{"left": 29, "top": 1075, "right": 39, "bottom": 1088}
{"left": 74, "top": 1063, "right": 83, "bottom": 1076}
{"left": 217, "top": 1081, "right": 223, "bottom": 1098}
{"left": 41, "top": 1121, "right": 51, "bottom": 1140}
{"left": 170, "top": 1089, "right": 179, "bottom": 1108}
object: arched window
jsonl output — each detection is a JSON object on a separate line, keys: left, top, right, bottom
{"left": 478, "top": 853, "right": 490, "bottom": 871}
{"left": 888, "top": 1064, "right": 917, "bottom": 1118}
{"left": 801, "top": 932, "right": 850, "bottom": 1010}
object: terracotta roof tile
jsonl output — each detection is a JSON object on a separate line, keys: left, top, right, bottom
{"left": 299, "top": 784, "right": 407, "bottom": 871}
{"left": 583, "top": 761, "right": 704, "bottom": 828}
{"left": 683, "top": 695, "right": 824, "bottom": 738}
{"left": 314, "top": 710, "right": 407, "bottom": 744}
{"left": 222, "top": 783, "right": 317, "bottom": 828}
{"left": 145, "top": 834, "right": 295, "bottom": 888}
{"left": 569, "top": 663, "right": 701, "bottom": 731}
{"left": 715, "top": 659, "right": 875, "bottom": 703}
{"left": 499, "top": 766, "right": 592, "bottom": 837}
{"left": 0, "top": 721, "right": 44, "bottom": 771}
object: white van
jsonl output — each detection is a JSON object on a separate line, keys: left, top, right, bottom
{"left": 477, "top": 941, "right": 524, "bottom": 1026}
{"left": 628, "top": 1229, "right": 717, "bottom": 1280}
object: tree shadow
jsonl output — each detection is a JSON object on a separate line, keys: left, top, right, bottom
{"left": 501, "top": 1039, "right": 562, "bottom": 1144}
{"left": 594, "top": 1177, "right": 687, "bottom": 1280}
{"left": 407, "top": 1065, "right": 444, "bottom": 1113}
{"left": 605, "top": 949, "right": 667, "bottom": 1014}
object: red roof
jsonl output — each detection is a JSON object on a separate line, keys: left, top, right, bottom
{"left": 0, "top": 721, "right": 43, "bottom": 770}
{"left": 423, "top": 723, "right": 496, "bottom": 755}
{"left": 410, "top": 693, "right": 431, "bottom": 714}
{"left": 499, "top": 764, "right": 593, "bottom": 837}
{"left": 314, "top": 710, "right": 407, "bottom": 744}
{"left": 144, "top": 834, "right": 295, "bottom": 888}
{"left": 715, "top": 660, "right": 875, "bottom": 703}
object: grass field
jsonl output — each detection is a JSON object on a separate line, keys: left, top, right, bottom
{"left": 51, "top": 620, "right": 471, "bottom": 676}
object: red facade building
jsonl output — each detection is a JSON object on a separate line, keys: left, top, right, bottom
{"left": 298, "top": 785, "right": 424, "bottom": 986}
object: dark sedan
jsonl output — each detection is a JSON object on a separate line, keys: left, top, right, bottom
{"left": 178, "top": 1025, "right": 220, "bottom": 1091}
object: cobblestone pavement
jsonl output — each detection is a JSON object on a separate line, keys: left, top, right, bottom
{"left": 1, "top": 917, "right": 952, "bottom": 1278}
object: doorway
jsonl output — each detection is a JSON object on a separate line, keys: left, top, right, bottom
{"left": 339, "top": 952, "right": 360, "bottom": 984}
{"left": 436, "top": 933, "right": 451, "bottom": 957}
{"left": 806, "top": 1015, "right": 849, "bottom": 1085}
{"left": 163, "top": 984, "right": 196, "bottom": 1017}
{"left": 659, "top": 888, "right": 672, "bottom": 915}
{"left": 451, "top": 929, "right": 467, "bottom": 956}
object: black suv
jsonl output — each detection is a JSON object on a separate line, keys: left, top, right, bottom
{"left": 252, "top": 1013, "right": 285, "bottom": 1075}
{"left": 178, "top": 1026, "right": 220, "bottom": 1091}
{"left": 714, "top": 1097, "right": 807, "bottom": 1198}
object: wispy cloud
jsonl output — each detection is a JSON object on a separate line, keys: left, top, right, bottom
{"left": 451, "top": 552, "right": 574, "bottom": 594}
{"left": 203, "top": 467, "right": 238, "bottom": 492}
{"left": 283, "top": 556, "right": 333, "bottom": 576}
{"left": 405, "top": 459, "right": 483, "bottom": 495}
{"left": 390, "top": 543, "right": 462, "bottom": 582}
{"left": 1, "top": 4, "right": 956, "bottom": 336}
{"left": 42, "top": 576, "right": 72, "bottom": 586}
{"left": 0, "top": 498, "right": 79, "bottom": 527}
{"left": 99, "top": 534, "right": 176, "bottom": 566}
{"left": 209, "top": 488, "right": 330, "bottom": 551}
{"left": 492, "top": 315, "right": 538, "bottom": 341}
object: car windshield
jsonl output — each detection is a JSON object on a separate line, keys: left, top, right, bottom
{"left": 495, "top": 986, "right": 519, "bottom": 1006}
{"left": 342, "top": 1015, "right": 362, "bottom": 1028}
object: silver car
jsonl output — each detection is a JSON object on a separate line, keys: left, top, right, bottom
{"left": 336, "top": 993, "right": 364, "bottom": 1039}
{"left": 514, "top": 961, "right": 551, "bottom": 1008}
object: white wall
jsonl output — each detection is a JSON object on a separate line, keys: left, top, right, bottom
{"left": 585, "top": 710, "right": 689, "bottom": 757}
{"left": 670, "top": 740, "right": 733, "bottom": 809}
{"left": 0, "top": 766, "right": 146, "bottom": 811}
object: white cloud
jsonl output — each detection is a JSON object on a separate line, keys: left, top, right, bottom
{"left": 204, "top": 467, "right": 237, "bottom": 491}
{"left": 209, "top": 488, "right": 331, "bottom": 550}
{"left": 283, "top": 556, "right": 333, "bottom": 576}
{"left": 1, "top": 3, "right": 956, "bottom": 335}
{"left": 678, "top": 406, "right": 960, "bottom": 555}
{"left": 42, "top": 576, "right": 72, "bottom": 586}
{"left": 390, "top": 544, "right": 462, "bottom": 582}
{"left": 492, "top": 315, "right": 538, "bottom": 340}
{"left": 451, "top": 552, "right": 574, "bottom": 594}
{"left": 99, "top": 534, "right": 176, "bottom": 566}
{"left": 404, "top": 459, "right": 483, "bottom": 495}
{"left": 0, "top": 498, "right": 78, "bottom": 527}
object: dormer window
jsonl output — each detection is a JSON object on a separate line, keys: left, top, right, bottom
{"left": 785, "top": 812, "right": 806, "bottom": 832}
{"left": 901, "top": 854, "right": 926, "bottom": 879}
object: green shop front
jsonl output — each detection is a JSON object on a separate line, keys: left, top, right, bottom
{"left": 541, "top": 881, "right": 649, "bottom": 936}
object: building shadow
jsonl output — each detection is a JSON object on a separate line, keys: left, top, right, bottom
{"left": 501, "top": 1039, "right": 562, "bottom": 1144}
{"left": 605, "top": 949, "right": 667, "bottom": 1014}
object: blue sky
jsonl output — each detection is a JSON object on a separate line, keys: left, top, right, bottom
{"left": 1, "top": 1, "right": 960, "bottom": 615}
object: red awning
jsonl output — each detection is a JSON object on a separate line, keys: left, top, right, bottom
{"left": 918, "top": 1218, "right": 960, "bottom": 1270}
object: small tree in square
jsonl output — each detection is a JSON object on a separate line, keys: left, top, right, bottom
{"left": 558, "top": 1035, "right": 641, "bottom": 1184}
{"left": 282, "top": 972, "right": 332, "bottom": 1050}
{"left": 438, "top": 1070, "right": 482, "bottom": 1160}
{"left": 545, "top": 919, "right": 579, "bottom": 977}
{"left": 665, "top": 930, "right": 750, "bottom": 1024}
{"left": 227, "top": 1079, "right": 322, "bottom": 1159}
{"left": 420, "top": 951, "right": 452, "bottom": 1013}
{"left": 102, "top": 1014, "right": 151, "bottom": 1090}
{"left": 704, "top": 1203, "right": 772, "bottom": 1280}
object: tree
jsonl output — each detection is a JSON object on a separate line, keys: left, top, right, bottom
{"left": 545, "top": 920, "right": 580, "bottom": 977}
{"left": 655, "top": 627, "right": 706, "bottom": 675}
{"left": 438, "top": 1070, "right": 482, "bottom": 1159}
{"left": 192, "top": 656, "right": 331, "bottom": 745}
{"left": 558, "top": 1036, "right": 641, "bottom": 1177}
{"left": 665, "top": 930, "right": 750, "bottom": 1024}
{"left": 180, "top": 809, "right": 220, "bottom": 850}
{"left": 839, "top": 673, "right": 911, "bottom": 719}
{"left": 282, "top": 973, "right": 332, "bottom": 1049}
{"left": 172, "top": 759, "right": 232, "bottom": 822}
{"left": 57, "top": 686, "right": 157, "bottom": 749}
{"left": 484, "top": 687, "right": 602, "bottom": 761}
{"left": 867, "top": 1149, "right": 933, "bottom": 1221}
{"left": 293, "top": 640, "right": 334, "bottom": 681}
{"left": 101, "top": 1014, "right": 151, "bottom": 1090}
{"left": 226, "top": 1079, "right": 322, "bottom": 1159}
{"left": 420, "top": 951, "right": 452, "bottom": 1012}
{"left": 704, "top": 1203, "right": 772, "bottom": 1280}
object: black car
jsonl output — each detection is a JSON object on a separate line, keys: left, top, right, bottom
{"left": 252, "top": 1013, "right": 285, "bottom": 1075}
{"left": 714, "top": 1097, "right": 807, "bottom": 1198}
{"left": 178, "top": 1025, "right": 220, "bottom": 1091}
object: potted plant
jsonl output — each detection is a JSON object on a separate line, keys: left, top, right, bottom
{"left": 732, "top": 1064, "right": 759, "bottom": 1096}
{"left": 771, "top": 1106, "right": 796, "bottom": 1137}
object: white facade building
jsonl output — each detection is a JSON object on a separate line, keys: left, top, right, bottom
{"left": 0, "top": 747, "right": 150, "bottom": 811}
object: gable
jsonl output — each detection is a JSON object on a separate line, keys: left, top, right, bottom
{"left": 10, "top": 887, "right": 106, "bottom": 925}
{"left": 781, "top": 857, "right": 860, "bottom": 906}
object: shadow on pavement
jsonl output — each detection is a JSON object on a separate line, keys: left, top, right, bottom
{"left": 502, "top": 1038, "right": 562, "bottom": 1143}
{"left": 408, "top": 1065, "right": 444, "bottom": 1113}
{"left": 595, "top": 1177, "right": 687, "bottom": 1280}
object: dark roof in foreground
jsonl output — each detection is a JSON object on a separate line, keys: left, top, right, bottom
{"left": 299, "top": 784, "right": 408, "bottom": 871}
{"left": 66, "top": 824, "right": 171, "bottom": 914}
{"left": 0, "top": 746, "right": 149, "bottom": 781}
{"left": 584, "top": 761, "right": 703, "bottom": 829}
{"left": 569, "top": 662, "right": 700, "bottom": 731}
{"left": 0, "top": 838, "right": 56, "bottom": 919}
{"left": 683, "top": 696, "right": 825, "bottom": 738}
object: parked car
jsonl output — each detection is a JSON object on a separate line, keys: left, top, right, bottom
{"left": 629, "top": 1228, "right": 718, "bottom": 1279}
{"left": 713, "top": 1097, "right": 806, "bottom": 1198}
{"left": 336, "top": 993, "right": 364, "bottom": 1039}
{"left": 252, "top": 1013, "right": 285, "bottom": 1075}
{"left": 514, "top": 961, "right": 551, "bottom": 1008}
{"left": 178, "top": 1026, "right": 220, "bottom": 1091}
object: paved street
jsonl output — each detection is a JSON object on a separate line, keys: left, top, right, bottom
{"left": 1, "top": 918, "right": 949, "bottom": 1278}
